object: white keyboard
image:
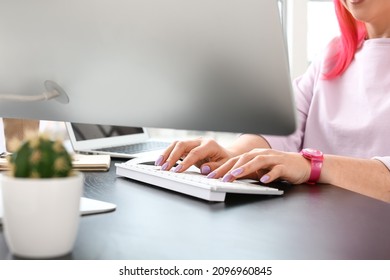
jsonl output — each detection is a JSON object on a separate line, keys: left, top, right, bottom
{"left": 115, "top": 160, "right": 284, "bottom": 202}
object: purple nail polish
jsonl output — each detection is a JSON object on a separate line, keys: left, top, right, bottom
{"left": 173, "top": 164, "right": 183, "bottom": 173}
{"left": 155, "top": 155, "right": 164, "bottom": 166}
{"left": 222, "top": 174, "right": 233, "bottom": 182}
{"left": 260, "top": 175, "right": 270, "bottom": 183}
{"left": 161, "top": 162, "right": 169, "bottom": 171}
{"left": 207, "top": 171, "right": 217, "bottom": 179}
{"left": 201, "top": 165, "right": 211, "bottom": 175}
{"left": 231, "top": 168, "right": 243, "bottom": 177}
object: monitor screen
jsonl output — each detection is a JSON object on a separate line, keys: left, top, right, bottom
{"left": 0, "top": 0, "right": 296, "bottom": 135}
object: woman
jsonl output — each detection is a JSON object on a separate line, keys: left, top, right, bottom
{"left": 154, "top": 0, "right": 390, "bottom": 202}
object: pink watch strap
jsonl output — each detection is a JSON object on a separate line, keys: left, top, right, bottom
{"left": 308, "top": 159, "right": 322, "bottom": 184}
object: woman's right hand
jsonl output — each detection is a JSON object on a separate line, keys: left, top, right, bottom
{"left": 154, "top": 137, "right": 235, "bottom": 175}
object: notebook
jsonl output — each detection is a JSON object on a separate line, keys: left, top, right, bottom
{"left": 65, "top": 122, "right": 170, "bottom": 159}
{"left": 0, "top": 153, "right": 111, "bottom": 172}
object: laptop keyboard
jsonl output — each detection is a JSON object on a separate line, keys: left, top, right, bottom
{"left": 96, "top": 141, "right": 169, "bottom": 154}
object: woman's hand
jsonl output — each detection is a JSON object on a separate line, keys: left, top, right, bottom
{"left": 155, "top": 137, "right": 236, "bottom": 175}
{"left": 208, "top": 149, "right": 312, "bottom": 184}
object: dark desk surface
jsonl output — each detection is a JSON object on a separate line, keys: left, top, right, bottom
{"left": 1, "top": 159, "right": 390, "bottom": 260}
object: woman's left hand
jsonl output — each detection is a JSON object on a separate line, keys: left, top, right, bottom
{"left": 207, "top": 148, "right": 312, "bottom": 184}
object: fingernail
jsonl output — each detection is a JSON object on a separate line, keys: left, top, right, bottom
{"left": 173, "top": 164, "right": 183, "bottom": 173}
{"left": 155, "top": 155, "right": 164, "bottom": 166}
{"left": 207, "top": 171, "right": 217, "bottom": 179}
{"left": 222, "top": 174, "right": 234, "bottom": 182}
{"left": 201, "top": 165, "right": 211, "bottom": 175}
{"left": 231, "top": 168, "right": 243, "bottom": 177}
{"left": 161, "top": 162, "right": 169, "bottom": 171}
{"left": 260, "top": 175, "right": 270, "bottom": 183}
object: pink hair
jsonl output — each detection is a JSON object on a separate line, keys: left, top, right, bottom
{"left": 323, "top": 0, "right": 367, "bottom": 80}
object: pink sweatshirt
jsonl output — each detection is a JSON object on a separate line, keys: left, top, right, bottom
{"left": 264, "top": 38, "right": 390, "bottom": 170}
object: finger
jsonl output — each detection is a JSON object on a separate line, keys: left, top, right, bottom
{"left": 259, "top": 165, "right": 284, "bottom": 184}
{"left": 164, "top": 139, "right": 206, "bottom": 171}
{"left": 207, "top": 157, "right": 239, "bottom": 179}
{"left": 173, "top": 146, "right": 211, "bottom": 173}
{"left": 255, "top": 169, "right": 269, "bottom": 181}
{"left": 155, "top": 141, "right": 178, "bottom": 166}
{"left": 199, "top": 160, "right": 227, "bottom": 175}
{"left": 175, "top": 138, "right": 224, "bottom": 172}
{"left": 156, "top": 139, "right": 200, "bottom": 170}
{"left": 223, "top": 154, "right": 282, "bottom": 182}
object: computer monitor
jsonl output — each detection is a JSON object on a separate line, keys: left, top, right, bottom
{"left": 0, "top": 0, "right": 296, "bottom": 135}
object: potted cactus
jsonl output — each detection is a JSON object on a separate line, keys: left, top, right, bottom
{"left": 8, "top": 134, "right": 73, "bottom": 178}
{"left": 0, "top": 134, "right": 83, "bottom": 258}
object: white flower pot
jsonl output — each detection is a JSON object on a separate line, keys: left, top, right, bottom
{"left": 0, "top": 172, "right": 83, "bottom": 259}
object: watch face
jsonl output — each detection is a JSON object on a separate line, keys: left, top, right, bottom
{"left": 302, "top": 148, "right": 323, "bottom": 157}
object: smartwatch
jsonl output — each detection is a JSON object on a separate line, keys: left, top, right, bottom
{"left": 300, "top": 148, "right": 324, "bottom": 184}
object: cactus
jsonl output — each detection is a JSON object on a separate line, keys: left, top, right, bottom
{"left": 8, "top": 135, "right": 73, "bottom": 178}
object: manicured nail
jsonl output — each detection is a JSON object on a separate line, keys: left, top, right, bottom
{"left": 207, "top": 171, "right": 217, "bottom": 179}
{"left": 155, "top": 155, "right": 164, "bottom": 166}
{"left": 201, "top": 165, "right": 211, "bottom": 175}
{"left": 222, "top": 174, "right": 234, "bottom": 182}
{"left": 260, "top": 175, "right": 270, "bottom": 183}
{"left": 231, "top": 168, "right": 243, "bottom": 177}
{"left": 161, "top": 162, "right": 169, "bottom": 171}
{"left": 173, "top": 164, "right": 183, "bottom": 173}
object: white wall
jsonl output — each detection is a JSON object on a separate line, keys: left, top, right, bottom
{"left": 286, "top": 0, "right": 309, "bottom": 79}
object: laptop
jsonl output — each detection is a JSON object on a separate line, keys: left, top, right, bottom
{"left": 65, "top": 122, "right": 170, "bottom": 159}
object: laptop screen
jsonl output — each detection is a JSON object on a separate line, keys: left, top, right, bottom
{"left": 70, "top": 123, "right": 144, "bottom": 141}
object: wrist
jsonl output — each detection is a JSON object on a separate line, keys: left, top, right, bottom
{"left": 300, "top": 148, "right": 324, "bottom": 184}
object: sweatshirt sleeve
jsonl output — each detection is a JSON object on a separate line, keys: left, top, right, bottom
{"left": 372, "top": 156, "right": 390, "bottom": 171}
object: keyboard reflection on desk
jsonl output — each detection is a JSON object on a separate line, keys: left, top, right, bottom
{"left": 115, "top": 161, "right": 283, "bottom": 202}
